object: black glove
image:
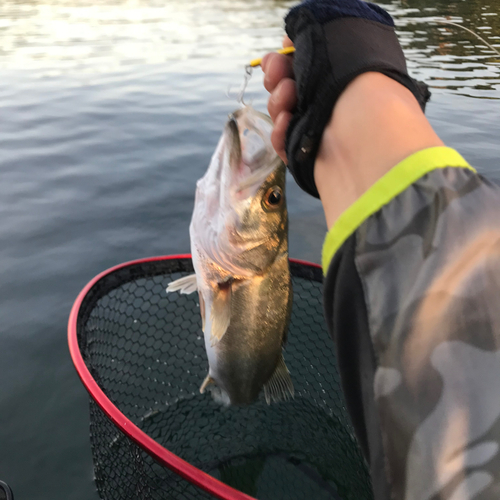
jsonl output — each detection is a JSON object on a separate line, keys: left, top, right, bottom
{"left": 284, "top": 0, "right": 431, "bottom": 198}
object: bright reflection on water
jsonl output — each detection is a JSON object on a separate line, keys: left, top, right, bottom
{"left": 0, "top": 0, "right": 294, "bottom": 74}
{"left": 0, "top": 1, "right": 499, "bottom": 500}
{"left": 1, "top": 0, "right": 499, "bottom": 94}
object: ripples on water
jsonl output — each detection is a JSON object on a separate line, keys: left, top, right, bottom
{"left": 0, "top": 1, "right": 499, "bottom": 499}
{"left": 386, "top": 0, "right": 500, "bottom": 99}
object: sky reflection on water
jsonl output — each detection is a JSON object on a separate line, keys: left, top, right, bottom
{"left": 1, "top": 0, "right": 499, "bottom": 99}
{"left": 0, "top": 1, "right": 499, "bottom": 500}
{"left": 0, "top": 1, "right": 294, "bottom": 75}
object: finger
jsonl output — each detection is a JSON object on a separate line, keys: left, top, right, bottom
{"left": 267, "top": 78, "right": 297, "bottom": 123}
{"left": 271, "top": 110, "right": 293, "bottom": 164}
{"left": 261, "top": 52, "right": 271, "bottom": 73}
{"left": 262, "top": 53, "right": 294, "bottom": 93}
{"left": 261, "top": 36, "right": 294, "bottom": 72}
{"left": 283, "top": 35, "right": 293, "bottom": 48}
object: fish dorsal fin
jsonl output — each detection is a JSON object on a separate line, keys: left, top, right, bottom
{"left": 166, "top": 274, "right": 198, "bottom": 295}
{"left": 263, "top": 353, "right": 294, "bottom": 405}
{"left": 209, "top": 282, "right": 232, "bottom": 345}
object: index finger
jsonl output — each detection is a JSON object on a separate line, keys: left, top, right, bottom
{"left": 262, "top": 53, "right": 294, "bottom": 93}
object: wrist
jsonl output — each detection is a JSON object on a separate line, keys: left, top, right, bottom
{"left": 314, "top": 72, "right": 444, "bottom": 229}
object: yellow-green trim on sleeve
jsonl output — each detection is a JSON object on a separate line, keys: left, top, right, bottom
{"left": 322, "top": 147, "right": 475, "bottom": 274}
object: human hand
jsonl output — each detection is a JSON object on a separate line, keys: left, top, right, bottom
{"left": 262, "top": 0, "right": 431, "bottom": 198}
{"left": 261, "top": 37, "right": 296, "bottom": 165}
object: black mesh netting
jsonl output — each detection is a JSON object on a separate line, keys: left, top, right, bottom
{"left": 75, "top": 257, "right": 373, "bottom": 500}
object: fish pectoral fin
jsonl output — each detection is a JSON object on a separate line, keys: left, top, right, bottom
{"left": 209, "top": 282, "right": 232, "bottom": 345}
{"left": 263, "top": 353, "right": 294, "bottom": 405}
{"left": 166, "top": 274, "right": 198, "bottom": 294}
{"left": 199, "top": 374, "right": 215, "bottom": 394}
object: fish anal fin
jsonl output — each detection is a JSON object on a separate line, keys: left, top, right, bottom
{"left": 263, "top": 353, "right": 294, "bottom": 405}
{"left": 209, "top": 282, "right": 232, "bottom": 345}
{"left": 166, "top": 274, "right": 198, "bottom": 295}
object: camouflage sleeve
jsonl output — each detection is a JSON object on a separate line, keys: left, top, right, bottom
{"left": 322, "top": 147, "right": 500, "bottom": 500}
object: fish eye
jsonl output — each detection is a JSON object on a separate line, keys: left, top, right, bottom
{"left": 263, "top": 186, "right": 283, "bottom": 210}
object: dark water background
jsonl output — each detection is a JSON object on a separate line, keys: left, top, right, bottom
{"left": 0, "top": 0, "right": 499, "bottom": 498}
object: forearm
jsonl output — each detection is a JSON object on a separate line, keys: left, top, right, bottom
{"left": 314, "top": 72, "right": 444, "bottom": 228}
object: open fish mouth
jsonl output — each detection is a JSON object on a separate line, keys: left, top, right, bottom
{"left": 226, "top": 107, "right": 277, "bottom": 196}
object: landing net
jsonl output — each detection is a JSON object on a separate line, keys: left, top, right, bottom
{"left": 68, "top": 255, "right": 372, "bottom": 500}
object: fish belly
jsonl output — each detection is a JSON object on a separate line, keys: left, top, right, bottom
{"left": 208, "top": 252, "right": 292, "bottom": 405}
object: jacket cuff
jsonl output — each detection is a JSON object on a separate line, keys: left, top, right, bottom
{"left": 321, "top": 147, "right": 475, "bottom": 274}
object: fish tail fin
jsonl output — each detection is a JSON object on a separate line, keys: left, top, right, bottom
{"left": 166, "top": 274, "right": 198, "bottom": 294}
{"left": 263, "top": 353, "right": 294, "bottom": 405}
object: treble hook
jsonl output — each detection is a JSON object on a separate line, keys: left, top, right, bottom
{"left": 226, "top": 65, "right": 253, "bottom": 106}
{"left": 227, "top": 47, "right": 296, "bottom": 106}
{"left": 236, "top": 65, "right": 253, "bottom": 106}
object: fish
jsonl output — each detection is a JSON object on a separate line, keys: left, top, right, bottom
{"left": 167, "top": 106, "right": 294, "bottom": 406}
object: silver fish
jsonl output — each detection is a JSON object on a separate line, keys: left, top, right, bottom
{"left": 167, "top": 106, "right": 293, "bottom": 406}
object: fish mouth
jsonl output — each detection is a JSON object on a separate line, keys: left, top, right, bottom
{"left": 225, "top": 108, "right": 278, "bottom": 196}
{"left": 226, "top": 114, "right": 242, "bottom": 173}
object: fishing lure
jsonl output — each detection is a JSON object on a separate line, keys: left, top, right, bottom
{"left": 249, "top": 46, "right": 296, "bottom": 68}
{"left": 236, "top": 47, "right": 296, "bottom": 105}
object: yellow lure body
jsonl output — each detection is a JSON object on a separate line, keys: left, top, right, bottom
{"left": 249, "top": 46, "right": 296, "bottom": 68}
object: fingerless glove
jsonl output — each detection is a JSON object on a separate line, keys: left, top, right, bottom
{"left": 285, "top": 0, "right": 431, "bottom": 197}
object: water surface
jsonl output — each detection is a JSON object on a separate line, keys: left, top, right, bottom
{"left": 0, "top": 0, "right": 499, "bottom": 499}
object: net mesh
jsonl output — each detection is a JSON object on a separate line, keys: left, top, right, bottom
{"left": 75, "top": 257, "right": 373, "bottom": 500}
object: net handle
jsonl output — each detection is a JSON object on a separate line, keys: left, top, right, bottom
{"left": 68, "top": 254, "right": 321, "bottom": 500}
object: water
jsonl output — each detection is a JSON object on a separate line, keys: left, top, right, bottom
{"left": 0, "top": 0, "right": 498, "bottom": 499}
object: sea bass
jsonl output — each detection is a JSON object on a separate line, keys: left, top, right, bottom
{"left": 167, "top": 106, "right": 293, "bottom": 406}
